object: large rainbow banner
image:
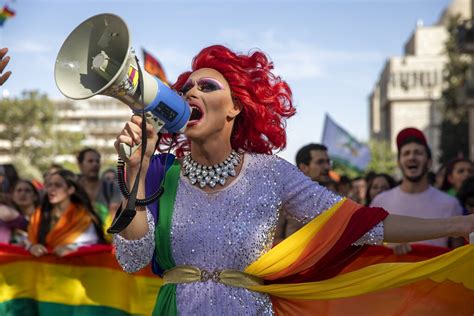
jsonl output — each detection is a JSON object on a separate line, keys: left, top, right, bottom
{"left": 0, "top": 244, "right": 162, "bottom": 316}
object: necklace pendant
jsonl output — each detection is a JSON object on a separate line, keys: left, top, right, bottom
{"left": 183, "top": 150, "right": 240, "bottom": 189}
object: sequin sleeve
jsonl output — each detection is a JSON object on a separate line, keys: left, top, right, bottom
{"left": 274, "top": 156, "right": 384, "bottom": 245}
{"left": 275, "top": 157, "right": 343, "bottom": 223}
{"left": 113, "top": 208, "right": 155, "bottom": 273}
{"left": 352, "top": 221, "right": 385, "bottom": 245}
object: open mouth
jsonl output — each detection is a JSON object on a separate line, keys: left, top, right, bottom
{"left": 406, "top": 165, "right": 418, "bottom": 171}
{"left": 188, "top": 104, "right": 203, "bottom": 125}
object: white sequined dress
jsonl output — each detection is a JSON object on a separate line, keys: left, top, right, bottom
{"left": 114, "top": 153, "right": 384, "bottom": 315}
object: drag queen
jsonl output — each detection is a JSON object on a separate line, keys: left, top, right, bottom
{"left": 113, "top": 45, "right": 474, "bottom": 315}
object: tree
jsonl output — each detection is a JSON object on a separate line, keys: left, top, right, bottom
{"left": 331, "top": 160, "right": 362, "bottom": 179}
{"left": 439, "top": 15, "right": 470, "bottom": 164}
{"left": 0, "top": 91, "right": 84, "bottom": 178}
{"left": 366, "top": 139, "right": 398, "bottom": 176}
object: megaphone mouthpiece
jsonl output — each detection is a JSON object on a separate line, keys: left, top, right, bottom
{"left": 91, "top": 50, "right": 121, "bottom": 82}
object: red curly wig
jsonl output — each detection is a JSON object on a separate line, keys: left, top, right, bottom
{"left": 160, "top": 45, "right": 296, "bottom": 156}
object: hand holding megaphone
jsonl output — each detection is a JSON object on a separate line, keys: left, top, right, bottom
{"left": 114, "top": 114, "right": 158, "bottom": 167}
{"left": 116, "top": 111, "right": 166, "bottom": 161}
{"left": 54, "top": 13, "right": 190, "bottom": 160}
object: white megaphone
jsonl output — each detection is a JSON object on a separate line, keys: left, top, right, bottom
{"left": 54, "top": 13, "right": 190, "bottom": 159}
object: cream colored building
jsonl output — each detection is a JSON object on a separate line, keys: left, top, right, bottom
{"left": 0, "top": 96, "right": 131, "bottom": 166}
{"left": 369, "top": 0, "right": 471, "bottom": 165}
{"left": 54, "top": 96, "right": 132, "bottom": 163}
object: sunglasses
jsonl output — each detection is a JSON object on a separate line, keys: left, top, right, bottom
{"left": 179, "top": 77, "right": 224, "bottom": 95}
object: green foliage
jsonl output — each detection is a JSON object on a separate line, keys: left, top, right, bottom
{"left": 439, "top": 15, "right": 470, "bottom": 164}
{"left": 331, "top": 159, "right": 362, "bottom": 179}
{"left": 439, "top": 118, "right": 468, "bottom": 163}
{"left": 61, "top": 161, "right": 80, "bottom": 174}
{"left": 0, "top": 91, "right": 84, "bottom": 178}
{"left": 366, "top": 139, "right": 398, "bottom": 175}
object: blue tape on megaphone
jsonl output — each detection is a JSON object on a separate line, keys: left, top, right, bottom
{"left": 142, "top": 78, "right": 190, "bottom": 133}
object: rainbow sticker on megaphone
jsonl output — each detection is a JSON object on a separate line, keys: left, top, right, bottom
{"left": 115, "top": 64, "right": 140, "bottom": 97}
{"left": 127, "top": 65, "right": 139, "bottom": 90}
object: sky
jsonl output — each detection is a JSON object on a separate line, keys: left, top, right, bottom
{"left": 0, "top": 0, "right": 452, "bottom": 162}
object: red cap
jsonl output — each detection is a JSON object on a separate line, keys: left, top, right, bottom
{"left": 396, "top": 127, "right": 427, "bottom": 151}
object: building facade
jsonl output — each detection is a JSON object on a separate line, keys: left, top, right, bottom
{"left": 369, "top": 0, "right": 471, "bottom": 165}
{"left": 0, "top": 96, "right": 132, "bottom": 165}
{"left": 54, "top": 96, "right": 132, "bottom": 163}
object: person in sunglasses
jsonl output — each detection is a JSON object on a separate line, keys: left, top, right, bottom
{"left": 112, "top": 45, "right": 474, "bottom": 315}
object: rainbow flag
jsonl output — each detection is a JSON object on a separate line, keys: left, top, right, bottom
{"left": 0, "top": 5, "right": 15, "bottom": 27}
{"left": 143, "top": 49, "right": 168, "bottom": 83}
{"left": 293, "top": 244, "right": 473, "bottom": 315}
{"left": 127, "top": 65, "right": 139, "bottom": 90}
{"left": 244, "top": 200, "right": 474, "bottom": 315}
{"left": 0, "top": 244, "right": 162, "bottom": 315}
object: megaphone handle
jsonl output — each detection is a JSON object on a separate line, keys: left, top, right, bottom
{"left": 119, "top": 143, "right": 140, "bottom": 160}
{"left": 118, "top": 113, "right": 166, "bottom": 160}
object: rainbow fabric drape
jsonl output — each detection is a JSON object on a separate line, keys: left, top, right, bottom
{"left": 246, "top": 200, "right": 474, "bottom": 315}
{"left": 0, "top": 244, "right": 162, "bottom": 315}
{"left": 151, "top": 159, "right": 474, "bottom": 315}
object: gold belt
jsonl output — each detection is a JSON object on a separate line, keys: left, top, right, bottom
{"left": 163, "top": 265, "right": 263, "bottom": 288}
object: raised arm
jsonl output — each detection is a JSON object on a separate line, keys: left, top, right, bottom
{"left": 112, "top": 115, "right": 158, "bottom": 272}
{"left": 383, "top": 214, "right": 474, "bottom": 243}
{"left": 275, "top": 157, "right": 386, "bottom": 245}
{"left": 113, "top": 114, "right": 158, "bottom": 240}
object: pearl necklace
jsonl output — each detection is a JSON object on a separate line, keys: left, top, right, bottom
{"left": 182, "top": 150, "right": 241, "bottom": 188}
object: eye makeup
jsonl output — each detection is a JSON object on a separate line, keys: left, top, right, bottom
{"left": 180, "top": 77, "right": 224, "bottom": 95}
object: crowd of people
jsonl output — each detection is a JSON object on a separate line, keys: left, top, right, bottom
{"left": 0, "top": 119, "right": 474, "bottom": 255}
{"left": 1, "top": 128, "right": 471, "bottom": 255}
{"left": 0, "top": 148, "right": 121, "bottom": 255}
{"left": 275, "top": 127, "right": 473, "bottom": 252}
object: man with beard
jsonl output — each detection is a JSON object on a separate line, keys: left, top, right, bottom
{"left": 370, "top": 128, "right": 463, "bottom": 254}
{"left": 274, "top": 144, "right": 333, "bottom": 243}
{"left": 77, "top": 148, "right": 122, "bottom": 228}
{"left": 294, "top": 143, "right": 332, "bottom": 186}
